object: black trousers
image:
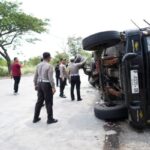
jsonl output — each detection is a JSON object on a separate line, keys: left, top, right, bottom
{"left": 56, "top": 76, "right": 60, "bottom": 87}
{"left": 13, "top": 76, "right": 21, "bottom": 93}
{"left": 70, "top": 76, "right": 81, "bottom": 100}
{"left": 34, "top": 82, "right": 53, "bottom": 120}
{"left": 60, "top": 78, "right": 66, "bottom": 96}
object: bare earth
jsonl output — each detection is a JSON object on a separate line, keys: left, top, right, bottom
{"left": 0, "top": 72, "right": 150, "bottom": 150}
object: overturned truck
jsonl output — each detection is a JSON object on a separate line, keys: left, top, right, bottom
{"left": 82, "top": 29, "right": 150, "bottom": 129}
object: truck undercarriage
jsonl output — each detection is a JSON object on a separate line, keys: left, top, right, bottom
{"left": 82, "top": 29, "right": 150, "bottom": 129}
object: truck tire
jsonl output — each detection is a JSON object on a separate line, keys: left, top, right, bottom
{"left": 74, "top": 54, "right": 84, "bottom": 63}
{"left": 82, "top": 31, "right": 121, "bottom": 51}
{"left": 94, "top": 103, "right": 128, "bottom": 120}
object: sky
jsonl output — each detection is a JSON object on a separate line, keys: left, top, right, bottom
{"left": 8, "top": 0, "right": 150, "bottom": 60}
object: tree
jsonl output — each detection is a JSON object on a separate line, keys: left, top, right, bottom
{"left": 51, "top": 51, "right": 69, "bottom": 66}
{"left": 67, "top": 36, "right": 91, "bottom": 59}
{"left": 0, "top": 1, "right": 49, "bottom": 73}
{"left": 67, "top": 36, "right": 83, "bottom": 56}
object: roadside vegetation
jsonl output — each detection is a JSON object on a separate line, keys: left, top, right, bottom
{"left": 0, "top": 41, "right": 91, "bottom": 77}
{"left": 0, "top": 0, "right": 49, "bottom": 73}
{"left": 0, "top": 1, "right": 92, "bottom": 77}
{"left": 0, "top": 57, "right": 36, "bottom": 77}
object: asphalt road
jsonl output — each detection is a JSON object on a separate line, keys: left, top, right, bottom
{"left": 0, "top": 73, "right": 105, "bottom": 150}
{"left": 0, "top": 73, "right": 150, "bottom": 150}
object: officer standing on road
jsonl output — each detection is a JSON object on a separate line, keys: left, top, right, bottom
{"left": 33, "top": 52, "right": 58, "bottom": 124}
{"left": 34, "top": 57, "right": 45, "bottom": 107}
{"left": 55, "top": 61, "right": 60, "bottom": 87}
{"left": 68, "top": 57, "right": 86, "bottom": 101}
{"left": 59, "top": 58, "right": 67, "bottom": 98}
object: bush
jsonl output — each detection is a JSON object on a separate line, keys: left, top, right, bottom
{"left": 22, "top": 66, "right": 36, "bottom": 75}
{"left": 0, "top": 66, "right": 9, "bottom": 77}
{"left": 0, "top": 58, "right": 7, "bottom": 66}
{"left": 26, "top": 56, "right": 41, "bottom": 66}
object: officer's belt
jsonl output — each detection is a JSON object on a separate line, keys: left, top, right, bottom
{"left": 70, "top": 74, "right": 79, "bottom": 77}
{"left": 39, "top": 79, "right": 50, "bottom": 83}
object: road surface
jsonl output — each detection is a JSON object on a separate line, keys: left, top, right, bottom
{"left": 0, "top": 72, "right": 150, "bottom": 150}
{"left": 0, "top": 73, "right": 105, "bottom": 150}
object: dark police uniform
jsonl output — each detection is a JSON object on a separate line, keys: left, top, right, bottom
{"left": 68, "top": 59, "right": 86, "bottom": 101}
{"left": 59, "top": 62, "right": 67, "bottom": 97}
{"left": 33, "top": 60, "right": 56, "bottom": 123}
{"left": 55, "top": 64, "right": 60, "bottom": 86}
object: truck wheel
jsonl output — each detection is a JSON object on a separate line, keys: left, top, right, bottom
{"left": 82, "top": 31, "right": 121, "bottom": 51}
{"left": 94, "top": 103, "right": 128, "bottom": 120}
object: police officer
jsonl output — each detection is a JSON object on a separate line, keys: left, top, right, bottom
{"left": 55, "top": 61, "right": 60, "bottom": 87}
{"left": 59, "top": 58, "right": 67, "bottom": 98}
{"left": 33, "top": 52, "right": 58, "bottom": 124}
{"left": 68, "top": 57, "right": 86, "bottom": 101}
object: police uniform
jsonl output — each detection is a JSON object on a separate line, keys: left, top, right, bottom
{"left": 33, "top": 60, "right": 56, "bottom": 123}
{"left": 55, "top": 64, "right": 60, "bottom": 86}
{"left": 59, "top": 63, "right": 67, "bottom": 97}
{"left": 68, "top": 59, "right": 86, "bottom": 101}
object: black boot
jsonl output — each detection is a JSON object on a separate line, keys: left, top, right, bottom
{"left": 47, "top": 118, "right": 58, "bottom": 124}
{"left": 77, "top": 98, "right": 82, "bottom": 101}
{"left": 33, "top": 117, "right": 41, "bottom": 123}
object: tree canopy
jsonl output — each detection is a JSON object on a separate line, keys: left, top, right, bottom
{"left": 67, "top": 36, "right": 91, "bottom": 59}
{"left": 67, "top": 36, "right": 82, "bottom": 56}
{"left": 51, "top": 51, "right": 69, "bottom": 66}
{"left": 0, "top": 0, "right": 49, "bottom": 72}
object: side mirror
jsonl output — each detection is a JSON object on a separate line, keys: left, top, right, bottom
{"left": 122, "top": 53, "right": 138, "bottom": 63}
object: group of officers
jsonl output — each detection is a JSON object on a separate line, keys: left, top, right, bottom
{"left": 33, "top": 52, "right": 86, "bottom": 124}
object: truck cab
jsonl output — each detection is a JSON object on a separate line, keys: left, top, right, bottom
{"left": 82, "top": 28, "right": 150, "bottom": 128}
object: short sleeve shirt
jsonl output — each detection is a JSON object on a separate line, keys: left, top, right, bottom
{"left": 11, "top": 63, "right": 21, "bottom": 76}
